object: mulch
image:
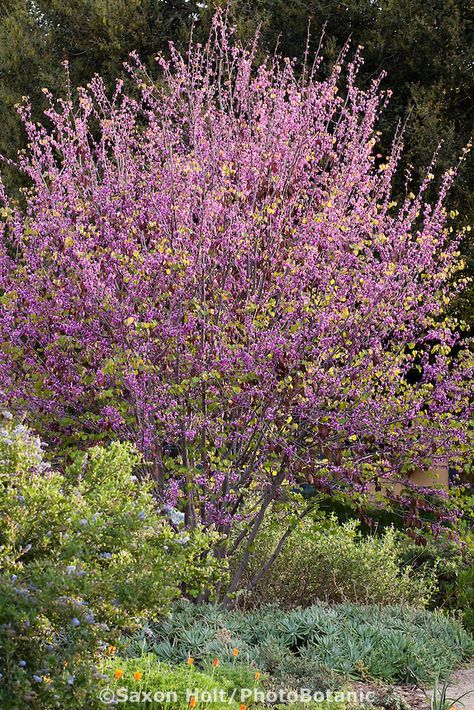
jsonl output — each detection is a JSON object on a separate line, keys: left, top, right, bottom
{"left": 349, "top": 680, "right": 431, "bottom": 709}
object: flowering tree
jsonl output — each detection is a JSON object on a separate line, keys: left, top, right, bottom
{"left": 0, "top": 19, "right": 472, "bottom": 595}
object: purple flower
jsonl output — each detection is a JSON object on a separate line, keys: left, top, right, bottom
{"left": 0, "top": 19, "right": 469, "bottom": 548}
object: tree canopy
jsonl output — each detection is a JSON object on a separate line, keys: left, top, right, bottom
{"left": 1, "top": 0, "right": 472, "bottom": 322}
{"left": 1, "top": 22, "right": 471, "bottom": 594}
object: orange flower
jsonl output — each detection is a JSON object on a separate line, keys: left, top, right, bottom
{"left": 133, "top": 671, "right": 142, "bottom": 682}
{"left": 233, "top": 648, "right": 239, "bottom": 657}
{"left": 189, "top": 697, "right": 197, "bottom": 708}
{"left": 255, "top": 671, "right": 261, "bottom": 681}
{"left": 114, "top": 669, "right": 124, "bottom": 679}
{"left": 107, "top": 645, "right": 117, "bottom": 656}
{"left": 187, "top": 657, "right": 195, "bottom": 666}
{"left": 240, "top": 705, "right": 247, "bottom": 710}
{"left": 212, "top": 658, "right": 219, "bottom": 667}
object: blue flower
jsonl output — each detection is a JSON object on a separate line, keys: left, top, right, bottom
{"left": 33, "top": 675, "right": 42, "bottom": 683}
{"left": 19, "top": 660, "right": 27, "bottom": 668}
{"left": 71, "top": 617, "right": 80, "bottom": 627}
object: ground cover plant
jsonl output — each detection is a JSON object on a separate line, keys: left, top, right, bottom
{"left": 102, "top": 652, "right": 352, "bottom": 709}
{"left": 103, "top": 655, "right": 267, "bottom": 710}
{"left": 122, "top": 602, "right": 474, "bottom": 687}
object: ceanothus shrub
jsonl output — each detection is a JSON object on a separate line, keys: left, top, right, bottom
{"left": 0, "top": 412, "right": 222, "bottom": 709}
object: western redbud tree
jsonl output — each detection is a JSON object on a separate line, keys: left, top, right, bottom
{"left": 0, "top": 19, "right": 472, "bottom": 595}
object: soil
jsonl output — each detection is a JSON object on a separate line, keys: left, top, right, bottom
{"left": 350, "top": 680, "right": 430, "bottom": 709}
{"left": 445, "top": 665, "right": 474, "bottom": 708}
{"left": 350, "top": 664, "right": 474, "bottom": 709}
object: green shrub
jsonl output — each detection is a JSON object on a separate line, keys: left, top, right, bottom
{"left": 399, "top": 535, "right": 474, "bottom": 632}
{"left": 239, "top": 516, "right": 435, "bottom": 609}
{"left": 132, "top": 601, "right": 474, "bottom": 686}
{"left": 0, "top": 413, "right": 224, "bottom": 709}
{"left": 455, "top": 565, "right": 474, "bottom": 632}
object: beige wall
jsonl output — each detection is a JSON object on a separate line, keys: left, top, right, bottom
{"left": 369, "top": 461, "right": 449, "bottom": 499}
{"left": 410, "top": 462, "right": 449, "bottom": 489}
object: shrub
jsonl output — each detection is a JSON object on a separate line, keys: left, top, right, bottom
{"left": 399, "top": 534, "right": 474, "bottom": 631}
{"left": 239, "top": 515, "right": 435, "bottom": 608}
{"left": 455, "top": 565, "right": 474, "bottom": 632}
{"left": 0, "top": 413, "right": 224, "bottom": 709}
